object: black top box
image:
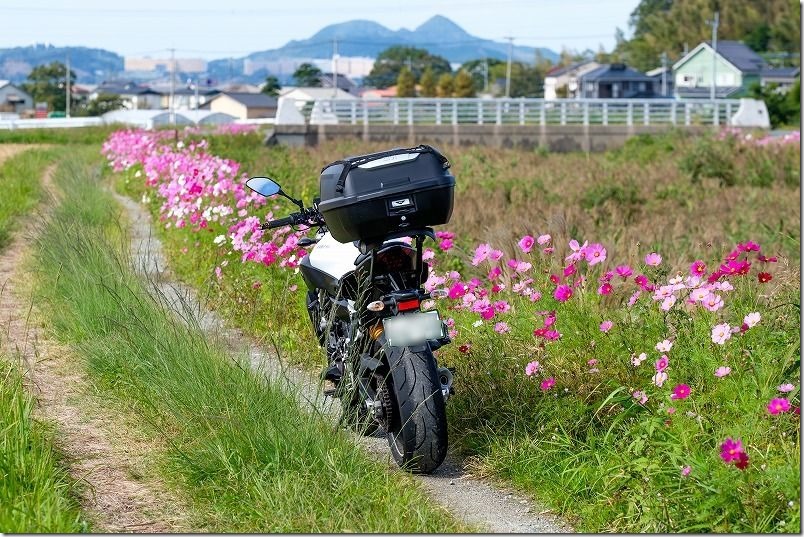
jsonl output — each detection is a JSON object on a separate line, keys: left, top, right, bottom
{"left": 318, "top": 145, "right": 455, "bottom": 244}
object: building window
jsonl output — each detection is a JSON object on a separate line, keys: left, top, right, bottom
{"left": 679, "top": 74, "right": 696, "bottom": 87}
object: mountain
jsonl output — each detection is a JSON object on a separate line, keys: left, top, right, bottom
{"left": 211, "top": 15, "right": 557, "bottom": 76}
{"left": 0, "top": 44, "right": 124, "bottom": 84}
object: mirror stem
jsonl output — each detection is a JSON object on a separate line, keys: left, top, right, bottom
{"left": 279, "top": 189, "right": 305, "bottom": 210}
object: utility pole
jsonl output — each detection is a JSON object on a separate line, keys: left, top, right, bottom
{"left": 169, "top": 48, "right": 175, "bottom": 125}
{"left": 332, "top": 37, "right": 339, "bottom": 98}
{"left": 708, "top": 11, "right": 719, "bottom": 100}
{"left": 65, "top": 53, "right": 71, "bottom": 118}
{"left": 483, "top": 58, "right": 489, "bottom": 93}
{"left": 504, "top": 37, "right": 514, "bottom": 98}
{"left": 660, "top": 51, "right": 668, "bottom": 97}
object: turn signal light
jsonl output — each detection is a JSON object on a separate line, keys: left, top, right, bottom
{"left": 369, "top": 324, "right": 384, "bottom": 340}
{"left": 397, "top": 298, "right": 420, "bottom": 312}
{"left": 367, "top": 300, "right": 385, "bottom": 312}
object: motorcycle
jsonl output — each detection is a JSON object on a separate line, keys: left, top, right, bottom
{"left": 246, "top": 145, "right": 456, "bottom": 474}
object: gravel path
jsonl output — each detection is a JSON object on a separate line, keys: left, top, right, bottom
{"left": 0, "top": 160, "right": 190, "bottom": 532}
{"left": 115, "top": 191, "right": 574, "bottom": 534}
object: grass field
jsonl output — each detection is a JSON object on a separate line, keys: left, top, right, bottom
{"left": 0, "top": 147, "right": 89, "bottom": 533}
{"left": 109, "top": 126, "right": 800, "bottom": 532}
{"left": 32, "top": 148, "right": 466, "bottom": 533}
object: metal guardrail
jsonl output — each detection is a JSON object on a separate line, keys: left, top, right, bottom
{"left": 309, "top": 98, "right": 744, "bottom": 127}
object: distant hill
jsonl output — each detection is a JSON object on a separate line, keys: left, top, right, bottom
{"left": 210, "top": 15, "right": 558, "bottom": 79}
{"left": 0, "top": 44, "right": 124, "bottom": 84}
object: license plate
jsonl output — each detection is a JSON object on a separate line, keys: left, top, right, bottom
{"left": 383, "top": 311, "right": 443, "bottom": 347}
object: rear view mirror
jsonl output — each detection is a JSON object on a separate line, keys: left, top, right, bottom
{"left": 246, "top": 177, "right": 281, "bottom": 197}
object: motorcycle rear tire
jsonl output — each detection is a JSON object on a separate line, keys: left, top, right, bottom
{"left": 384, "top": 345, "right": 448, "bottom": 474}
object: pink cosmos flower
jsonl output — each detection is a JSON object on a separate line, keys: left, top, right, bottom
{"left": 598, "top": 283, "right": 613, "bottom": 295}
{"left": 471, "top": 243, "right": 492, "bottom": 266}
{"left": 743, "top": 312, "right": 760, "bottom": 328}
{"left": 711, "top": 323, "right": 732, "bottom": 345}
{"left": 584, "top": 243, "right": 607, "bottom": 266}
{"left": 215, "top": 266, "right": 223, "bottom": 280}
{"left": 714, "top": 366, "right": 731, "bottom": 378}
{"left": 690, "top": 288, "right": 710, "bottom": 302}
{"left": 735, "top": 451, "right": 749, "bottom": 470}
{"left": 565, "top": 239, "right": 588, "bottom": 263}
{"left": 544, "top": 312, "right": 557, "bottom": 327}
{"left": 720, "top": 437, "right": 744, "bottom": 463}
{"left": 615, "top": 265, "right": 633, "bottom": 278}
{"left": 681, "top": 466, "right": 691, "bottom": 477}
{"left": 494, "top": 322, "right": 510, "bottom": 334}
{"left": 587, "top": 358, "right": 598, "bottom": 367}
{"left": 660, "top": 295, "right": 677, "bottom": 311}
{"left": 599, "top": 320, "right": 613, "bottom": 333}
{"left": 540, "top": 377, "right": 555, "bottom": 391}
{"left": 767, "top": 398, "right": 791, "bottom": 415}
{"left": 537, "top": 234, "right": 551, "bottom": 245}
{"left": 644, "top": 252, "right": 662, "bottom": 266}
{"left": 549, "top": 274, "right": 560, "bottom": 285}
{"left": 671, "top": 384, "right": 691, "bottom": 400}
{"left": 702, "top": 293, "right": 724, "bottom": 312}
{"left": 518, "top": 235, "right": 535, "bottom": 253}
{"left": 554, "top": 285, "right": 573, "bottom": 302}
{"left": 690, "top": 260, "right": 707, "bottom": 276}
{"left": 632, "top": 391, "right": 648, "bottom": 405}
{"left": 652, "top": 371, "right": 668, "bottom": 387}
{"left": 778, "top": 383, "right": 795, "bottom": 393}
{"left": 655, "top": 339, "right": 672, "bottom": 353}
{"left": 435, "top": 230, "right": 454, "bottom": 240}
{"left": 627, "top": 290, "right": 641, "bottom": 307}
{"left": 490, "top": 249, "right": 504, "bottom": 261}
{"left": 632, "top": 352, "right": 647, "bottom": 366}
{"left": 758, "top": 272, "right": 772, "bottom": 283}
{"left": 525, "top": 360, "right": 541, "bottom": 376}
{"left": 738, "top": 240, "right": 760, "bottom": 252}
{"left": 480, "top": 305, "right": 495, "bottom": 320}
{"left": 515, "top": 261, "right": 532, "bottom": 273}
{"left": 439, "top": 238, "right": 454, "bottom": 251}
{"left": 488, "top": 267, "right": 502, "bottom": 281}
{"left": 542, "top": 247, "right": 554, "bottom": 254}
{"left": 563, "top": 264, "right": 577, "bottom": 278}
{"left": 655, "top": 355, "right": 669, "bottom": 372}
{"left": 448, "top": 282, "right": 468, "bottom": 300}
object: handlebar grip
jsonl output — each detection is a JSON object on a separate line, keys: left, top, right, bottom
{"left": 264, "top": 215, "right": 296, "bottom": 229}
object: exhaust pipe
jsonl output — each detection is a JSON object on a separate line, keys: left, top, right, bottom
{"left": 438, "top": 367, "right": 454, "bottom": 400}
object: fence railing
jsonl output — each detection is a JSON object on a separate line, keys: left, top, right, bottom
{"left": 308, "top": 98, "right": 743, "bottom": 127}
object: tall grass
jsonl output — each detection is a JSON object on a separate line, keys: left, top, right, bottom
{"left": 0, "top": 359, "right": 88, "bottom": 533}
{"left": 35, "top": 150, "right": 466, "bottom": 532}
{"left": 0, "top": 148, "right": 57, "bottom": 249}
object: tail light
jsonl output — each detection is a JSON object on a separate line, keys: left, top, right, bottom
{"left": 397, "top": 298, "right": 420, "bottom": 312}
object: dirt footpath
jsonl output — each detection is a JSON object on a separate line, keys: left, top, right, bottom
{"left": 0, "top": 157, "right": 191, "bottom": 532}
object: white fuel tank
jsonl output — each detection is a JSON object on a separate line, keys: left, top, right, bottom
{"left": 307, "top": 232, "right": 361, "bottom": 281}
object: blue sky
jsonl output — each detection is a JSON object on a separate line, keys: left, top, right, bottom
{"left": 0, "top": 0, "right": 639, "bottom": 59}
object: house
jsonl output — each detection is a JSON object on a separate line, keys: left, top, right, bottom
{"left": 544, "top": 61, "right": 600, "bottom": 100}
{"left": 150, "top": 85, "right": 219, "bottom": 110}
{"left": 360, "top": 86, "right": 397, "bottom": 99}
{"left": 760, "top": 66, "right": 800, "bottom": 91}
{"left": 0, "top": 80, "right": 33, "bottom": 114}
{"left": 279, "top": 87, "right": 356, "bottom": 101}
{"left": 319, "top": 73, "right": 358, "bottom": 93}
{"left": 90, "top": 81, "right": 163, "bottom": 109}
{"left": 578, "top": 63, "right": 655, "bottom": 99}
{"left": 200, "top": 92, "right": 277, "bottom": 119}
{"left": 645, "top": 66, "right": 674, "bottom": 98}
{"left": 673, "top": 41, "right": 769, "bottom": 98}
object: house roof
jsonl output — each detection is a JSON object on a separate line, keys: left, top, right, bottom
{"left": 280, "top": 87, "right": 357, "bottom": 100}
{"left": 95, "top": 81, "right": 162, "bottom": 95}
{"left": 546, "top": 61, "right": 597, "bottom": 78}
{"left": 209, "top": 92, "right": 277, "bottom": 107}
{"left": 760, "top": 67, "right": 800, "bottom": 79}
{"left": 580, "top": 63, "right": 653, "bottom": 83}
{"left": 674, "top": 41, "right": 766, "bottom": 74}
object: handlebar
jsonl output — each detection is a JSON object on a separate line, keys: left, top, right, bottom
{"left": 261, "top": 207, "right": 324, "bottom": 230}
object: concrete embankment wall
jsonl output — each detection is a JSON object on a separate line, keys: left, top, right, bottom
{"left": 273, "top": 124, "right": 708, "bottom": 152}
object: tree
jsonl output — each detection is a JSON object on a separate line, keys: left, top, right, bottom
{"left": 22, "top": 61, "right": 75, "bottom": 112}
{"left": 365, "top": 46, "right": 451, "bottom": 88}
{"left": 452, "top": 69, "right": 476, "bottom": 97}
{"left": 615, "top": 0, "right": 801, "bottom": 71}
{"left": 396, "top": 67, "right": 416, "bottom": 97}
{"left": 436, "top": 73, "right": 454, "bottom": 97}
{"left": 419, "top": 67, "right": 437, "bottom": 97}
{"left": 460, "top": 58, "right": 504, "bottom": 93}
{"left": 81, "top": 93, "right": 125, "bottom": 116}
{"left": 748, "top": 79, "right": 800, "bottom": 127}
{"left": 488, "top": 62, "right": 543, "bottom": 97}
{"left": 293, "top": 63, "right": 322, "bottom": 87}
{"left": 261, "top": 75, "right": 281, "bottom": 96}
